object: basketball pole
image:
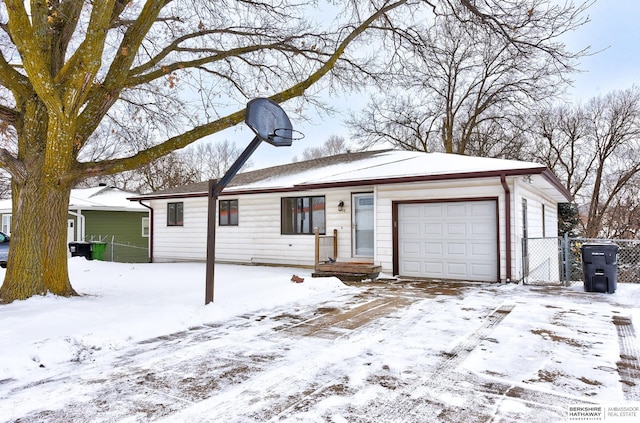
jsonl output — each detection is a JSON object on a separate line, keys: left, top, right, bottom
{"left": 205, "top": 97, "right": 295, "bottom": 305}
{"left": 205, "top": 136, "right": 262, "bottom": 305}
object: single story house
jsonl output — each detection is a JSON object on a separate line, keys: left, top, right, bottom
{"left": 129, "top": 150, "right": 571, "bottom": 282}
{"left": 0, "top": 185, "right": 150, "bottom": 263}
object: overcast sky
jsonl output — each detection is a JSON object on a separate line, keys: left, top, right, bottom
{"left": 206, "top": 0, "right": 640, "bottom": 171}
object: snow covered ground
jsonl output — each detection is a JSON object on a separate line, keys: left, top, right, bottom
{"left": 1, "top": 258, "right": 640, "bottom": 422}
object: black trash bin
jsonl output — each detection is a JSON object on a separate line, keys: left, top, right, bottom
{"left": 69, "top": 241, "right": 92, "bottom": 259}
{"left": 580, "top": 243, "right": 619, "bottom": 293}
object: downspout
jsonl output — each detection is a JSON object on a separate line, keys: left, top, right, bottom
{"left": 138, "top": 201, "right": 153, "bottom": 263}
{"left": 500, "top": 174, "right": 512, "bottom": 282}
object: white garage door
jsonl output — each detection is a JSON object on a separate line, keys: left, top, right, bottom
{"left": 398, "top": 200, "right": 498, "bottom": 282}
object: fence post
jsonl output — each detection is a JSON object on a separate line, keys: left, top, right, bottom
{"left": 563, "top": 233, "right": 570, "bottom": 286}
{"left": 314, "top": 227, "right": 320, "bottom": 271}
{"left": 333, "top": 228, "right": 338, "bottom": 260}
{"left": 521, "top": 238, "right": 526, "bottom": 285}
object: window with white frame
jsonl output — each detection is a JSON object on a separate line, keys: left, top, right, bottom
{"left": 2, "top": 214, "right": 11, "bottom": 235}
{"left": 142, "top": 217, "right": 150, "bottom": 237}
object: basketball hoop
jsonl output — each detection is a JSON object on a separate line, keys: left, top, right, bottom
{"left": 245, "top": 98, "right": 298, "bottom": 147}
{"left": 272, "top": 127, "right": 305, "bottom": 142}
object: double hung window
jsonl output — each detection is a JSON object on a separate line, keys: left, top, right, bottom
{"left": 219, "top": 199, "right": 239, "bottom": 226}
{"left": 167, "top": 202, "right": 183, "bottom": 226}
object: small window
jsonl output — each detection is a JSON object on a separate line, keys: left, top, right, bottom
{"left": 281, "top": 196, "right": 325, "bottom": 235}
{"left": 167, "top": 202, "right": 183, "bottom": 226}
{"left": 142, "top": 217, "right": 150, "bottom": 237}
{"left": 219, "top": 199, "right": 239, "bottom": 226}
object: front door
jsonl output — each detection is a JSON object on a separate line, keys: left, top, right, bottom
{"left": 67, "top": 219, "right": 75, "bottom": 257}
{"left": 353, "top": 193, "right": 374, "bottom": 257}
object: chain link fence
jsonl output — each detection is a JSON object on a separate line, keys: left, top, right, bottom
{"left": 86, "top": 235, "right": 149, "bottom": 263}
{"left": 523, "top": 236, "right": 640, "bottom": 286}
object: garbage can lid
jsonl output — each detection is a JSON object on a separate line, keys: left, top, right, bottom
{"left": 580, "top": 242, "right": 619, "bottom": 251}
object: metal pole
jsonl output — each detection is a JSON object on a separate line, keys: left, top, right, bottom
{"left": 205, "top": 179, "right": 217, "bottom": 305}
{"left": 564, "top": 232, "right": 570, "bottom": 287}
{"left": 205, "top": 136, "right": 263, "bottom": 305}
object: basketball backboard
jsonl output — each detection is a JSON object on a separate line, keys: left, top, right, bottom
{"left": 245, "top": 98, "right": 293, "bottom": 147}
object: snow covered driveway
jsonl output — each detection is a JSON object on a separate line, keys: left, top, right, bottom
{"left": 2, "top": 261, "right": 640, "bottom": 422}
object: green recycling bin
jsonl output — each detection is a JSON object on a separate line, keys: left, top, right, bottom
{"left": 90, "top": 242, "right": 107, "bottom": 261}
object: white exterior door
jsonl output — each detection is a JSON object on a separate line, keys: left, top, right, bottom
{"left": 67, "top": 219, "right": 75, "bottom": 242}
{"left": 398, "top": 200, "right": 498, "bottom": 281}
{"left": 67, "top": 219, "right": 75, "bottom": 257}
{"left": 353, "top": 193, "right": 374, "bottom": 257}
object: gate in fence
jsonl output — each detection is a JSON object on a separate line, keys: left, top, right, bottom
{"left": 523, "top": 235, "right": 640, "bottom": 286}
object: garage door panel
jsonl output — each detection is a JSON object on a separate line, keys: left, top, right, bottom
{"left": 401, "top": 205, "right": 421, "bottom": 217}
{"left": 425, "top": 243, "right": 443, "bottom": 255}
{"left": 446, "top": 204, "right": 466, "bottom": 216}
{"left": 446, "top": 223, "right": 467, "bottom": 236}
{"left": 447, "top": 243, "right": 467, "bottom": 255}
{"left": 424, "top": 205, "right": 444, "bottom": 217}
{"left": 425, "top": 223, "right": 443, "bottom": 235}
{"left": 471, "top": 203, "right": 493, "bottom": 216}
{"left": 401, "top": 241, "right": 421, "bottom": 254}
{"left": 446, "top": 262, "right": 469, "bottom": 277}
{"left": 402, "top": 260, "right": 421, "bottom": 273}
{"left": 424, "top": 261, "right": 444, "bottom": 275}
{"left": 402, "top": 223, "right": 420, "bottom": 236}
{"left": 470, "top": 222, "right": 491, "bottom": 235}
{"left": 398, "top": 200, "right": 497, "bottom": 282}
{"left": 471, "top": 263, "right": 495, "bottom": 278}
{"left": 470, "top": 243, "right": 493, "bottom": 257}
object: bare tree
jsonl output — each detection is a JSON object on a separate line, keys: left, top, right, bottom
{"left": 599, "top": 179, "right": 640, "bottom": 239}
{"left": 531, "top": 87, "right": 640, "bottom": 238}
{"left": 349, "top": 1, "right": 589, "bottom": 156}
{"left": 181, "top": 140, "right": 251, "bottom": 181}
{"left": 0, "top": 171, "right": 9, "bottom": 199}
{"left": 582, "top": 87, "right": 640, "bottom": 237}
{"left": 530, "top": 104, "right": 592, "bottom": 198}
{"left": 301, "top": 135, "right": 351, "bottom": 160}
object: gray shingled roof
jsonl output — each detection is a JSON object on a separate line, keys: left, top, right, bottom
{"left": 138, "top": 149, "right": 391, "bottom": 197}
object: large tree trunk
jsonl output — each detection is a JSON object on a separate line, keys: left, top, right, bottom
{"left": 0, "top": 171, "right": 77, "bottom": 302}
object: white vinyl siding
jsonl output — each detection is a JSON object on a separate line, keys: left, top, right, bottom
{"left": 513, "top": 179, "right": 561, "bottom": 281}
{"left": 376, "top": 178, "right": 508, "bottom": 280}
{"left": 151, "top": 188, "right": 357, "bottom": 265}
{"left": 154, "top": 198, "right": 208, "bottom": 262}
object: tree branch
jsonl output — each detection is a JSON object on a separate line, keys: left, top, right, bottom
{"left": 74, "top": 0, "right": 410, "bottom": 179}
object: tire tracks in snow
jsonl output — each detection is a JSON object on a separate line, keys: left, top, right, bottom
{"left": 613, "top": 315, "right": 640, "bottom": 400}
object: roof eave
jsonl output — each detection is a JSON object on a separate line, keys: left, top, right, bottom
{"left": 129, "top": 166, "right": 564, "bottom": 200}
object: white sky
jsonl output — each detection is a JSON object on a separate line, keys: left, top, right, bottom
{"left": 205, "top": 0, "right": 640, "bottom": 171}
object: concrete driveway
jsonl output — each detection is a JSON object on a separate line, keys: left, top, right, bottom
{"left": 3, "top": 280, "right": 640, "bottom": 422}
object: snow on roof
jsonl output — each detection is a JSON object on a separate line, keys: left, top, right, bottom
{"left": 228, "top": 150, "right": 547, "bottom": 191}
{"left": 129, "top": 149, "right": 569, "bottom": 202}
{"left": 0, "top": 186, "right": 147, "bottom": 213}
{"left": 69, "top": 186, "right": 147, "bottom": 211}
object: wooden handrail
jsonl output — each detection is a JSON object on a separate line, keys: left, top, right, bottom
{"left": 314, "top": 227, "right": 338, "bottom": 271}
